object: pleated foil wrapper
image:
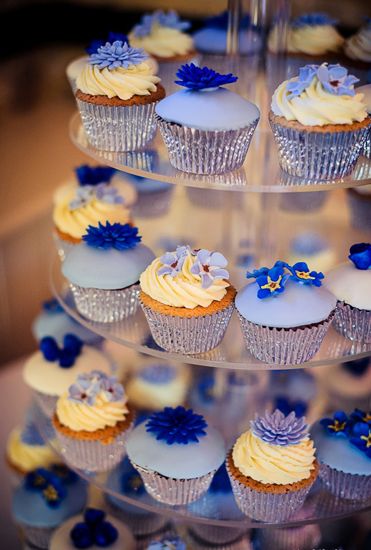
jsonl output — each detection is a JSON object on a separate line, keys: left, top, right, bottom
{"left": 269, "top": 116, "right": 370, "bottom": 181}
{"left": 189, "top": 524, "right": 247, "bottom": 546}
{"left": 258, "top": 523, "right": 321, "bottom": 550}
{"left": 140, "top": 301, "right": 234, "bottom": 354}
{"left": 76, "top": 99, "right": 159, "bottom": 151}
{"left": 34, "top": 391, "right": 58, "bottom": 418}
{"left": 156, "top": 115, "right": 258, "bottom": 175}
{"left": 333, "top": 301, "right": 371, "bottom": 343}
{"left": 363, "top": 134, "right": 370, "bottom": 158}
{"left": 131, "top": 462, "right": 215, "bottom": 505}
{"left": 21, "top": 525, "right": 55, "bottom": 549}
{"left": 318, "top": 461, "right": 371, "bottom": 501}
{"left": 237, "top": 311, "right": 334, "bottom": 365}
{"left": 347, "top": 190, "right": 371, "bottom": 232}
{"left": 188, "top": 529, "right": 252, "bottom": 550}
{"left": 107, "top": 500, "right": 168, "bottom": 537}
{"left": 69, "top": 283, "right": 140, "bottom": 323}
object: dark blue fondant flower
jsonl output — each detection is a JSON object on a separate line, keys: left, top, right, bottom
{"left": 348, "top": 243, "right": 371, "bottom": 270}
{"left": 70, "top": 508, "right": 118, "bottom": 549}
{"left": 286, "top": 64, "right": 318, "bottom": 99}
{"left": 175, "top": 64, "right": 237, "bottom": 90}
{"left": 75, "top": 165, "right": 116, "bottom": 186}
{"left": 251, "top": 409, "right": 308, "bottom": 446}
{"left": 320, "top": 411, "right": 349, "bottom": 435}
{"left": 256, "top": 265, "right": 288, "bottom": 299}
{"left": 274, "top": 396, "right": 307, "bottom": 418}
{"left": 25, "top": 468, "right": 50, "bottom": 491}
{"left": 317, "top": 63, "right": 358, "bottom": 96}
{"left": 349, "top": 422, "right": 371, "bottom": 458}
{"left": 246, "top": 260, "right": 288, "bottom": 281}
{"left": 89, "top": 40, "right": 147, "bottom": 70}
{"left": 349, "top": 409, "right": 371, "bottom": 426}
{"left": 205, "top": 10, "right": 251, "bottom": 30}
{"left": 146, "top": 406, "right": 208, "bottom": 445}
{"left": 292, "top": 12, "right": 338, "bottom": 28}
{"left": 86, "top": 33, "right": 129, "bottom": 55}
{"left": 289, "top": 262, "right": 324, "bottom": 286}
{"left": 121, "top": 472, "right": 145, "bottom": 495}
{"left": 40, "top": 334, "right": 83, "bottom": 368}
{"left": 25, "top": 468, "right": 67, "bottom": 508}
{"left": 42, "top": 298, "right": 64, "bottom": 313}
{"left": 83, "top": 222, "right": 141, "bottom": 251}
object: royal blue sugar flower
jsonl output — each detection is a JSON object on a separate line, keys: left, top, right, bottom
{"left": 190, "top": 249, "right": 229, "bottom": 289}
{"left": 70, "top": 508, "right": 118, "bottom": 549}
{"left": 42, "top": 480, "right": 67, "bottom": 508}
{"left": 51, "top": 464, "right": 78, "bottom": 484}
{"left": 256, "top": 265, "right": 288, "bottom": 299}
{"left": 292, "top": 12, "right": 338, "bottom": 28}
{"left": 25, "top": 468, "right": 67, "bottom": 508}
{"left": 139, "top": 364, "right": 176, "bottom": 384}
{"left": 349, "top": 422, "right": 371, "bottom": 458}
{"left": 274, "top": 396, "right": 307, "bottom": 418}
{"left": 40, "top": 334, "right": 83, "bottom": 368}
{"left": 86, "top": 33, "right": 129, "bottom": 55}
{"left": 25, "top": 468, "right": 50, "bottom": 491}
{"left": 42, "top": 297, "right": 64, "bottom": 313}
{"left": 175, "top": 64, "right": 238, "bottom": 90}
{"left": 89, "top": 40, "right": 147, "bottom": 70}
{"left": 349, "top": 409, "right": 371, "bottom": 425}
{"left": 146, "top": 406, "right": 208, "bottom": 445}
{"left": 121, "top": 472, "right": 145, "bottom": 495}
{"left": 317, "top": 63, "right": 359, "bottom": 96}
{"left": 289, "top": 262, "right": 324, "bottom": 286}
{"left": 205, "top": 10, "right": 251, "bottom": 30}
{"left": 83, "top": 222, "right": 141, "bottom": 251}
{"left": 75, "top": 165, "right": 116, "bottom": 186}
{"left": 286, "top": 64, "right": 318, "bottom": 99}
{"left": 320, "top": 411, "right": 349, "bottom": 435}
{"left": 157, "top": 245, "right": 189, "bottom": 277}
{"left": 251, "top": 409, "right": 308, "bottom": 446}
{"left": 246, "top": 260, "right": 288, "bottom": 280}
{"left": 348, "top": 242, "right": 371, "bottom": 270}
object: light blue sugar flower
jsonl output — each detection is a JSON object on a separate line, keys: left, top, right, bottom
{"left": 286, "top": 64, "right": 318, "bottom": 99}
{"left": 157, "top": 245, "right": 189, "bottom": 277}
{"left": 190, "top": 249, "right": 229, "bottom": 289}
{"left": 317, "top": 63, "right": 359, "bottom": 96}
{"left": 89, "top": 40, "right": 148, "bottom": 70}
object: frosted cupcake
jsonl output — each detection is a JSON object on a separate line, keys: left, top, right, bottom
{"left": 139, "top": 246, "right": 235, "bottom": 354}
{"left": 155, "top": 64, "right": 260, "bottom": 174}
{"left": 344, "top": 19, "right": 371, "bottom": 68}
{"left": 311, "top": 409, "right": 371, "bottom": 500}
{"left": 75, "top": 39, "right": 165, "bottom": 151}
{"left": 62, "top": 222, "right": 155, "bottom": 322}
{"left": 235, "top": 260, "right": 337, "bottom": 364}
{"left": 227, "top": 409, "right": 318, "bottom": 522}
{"left": 270, "top": 63, "right": 370, "bottom": 180}
{"left": 326, "top": 243, "right": 371, "bottom": 342}
{"left": 23, "top": 335, "right": 111, "bottom": 416}
{"left": 126, "top": 406, "right": 225, "bottom": 505}
{"left": 53, "top": 371, "right": 134, "bottom": 471}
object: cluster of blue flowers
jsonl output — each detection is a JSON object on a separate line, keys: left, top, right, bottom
{"left": 83, "top": 222, "right": 141, "bottom": 251}
{"left": 40, "top": 334, "right": 83, "bottom": 368}
{"left": 70, "top": 508, "right": 118, "bottom": 549}
{"left": 287, "top": 63, "right": 359, "bottom": 100}
{"left": 25, "top": 467, "right": 69, "bottom": 508}
{"left": 133, "top": 10, "right": 190, "bottom": 38}
{"left": 175, "top": 64, "right": 238, "bottom": 90}
{"left": 146, "top": 406, "right": 208, "bottom": 445}
{"left": 321, "top": 409, "right": 371, "bottom": 458}
{"left": 348, "top": 242, "right": 371, "bottom": 270}
{"left": 68, "top": 371, "right": 124, "bottom": 406}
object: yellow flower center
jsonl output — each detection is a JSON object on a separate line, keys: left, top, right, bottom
{"left": 329, "top": 419, "right": 346, "bottom": 432}
{"left": 43, "top": 485, "right": 58, "bottom": 501}
{"left": 361, "top": 432, "right": 371, "bottom": 448}
{"left": 295, "top": 270, "right": 314, "bottom": 280}
{"left": 261, "top": 275, "right": 282, "bottom": 292}
{"left": 363, "top": 413, "right": 371, "bottom": 422}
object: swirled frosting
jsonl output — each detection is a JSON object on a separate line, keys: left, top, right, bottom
{"left": 268, "top": 25, "right": 343, "bottom": 54}
{"left": 140, "top": 249, "right": 229, "bottom": 309}
{"left": 272, "top": 75, "right": 368, "bottom": 126}
{"left": 345, "top": 25, "right": 371, "bottom": 62}
{"left": 129, "top": 26, "right": 194, "bottom": 58}
{"left": 7, "top": 427, "right": 59, "bottom": 472}
{"left": 76, "top": 62, "right": 160, "bottom": 100}
{"left": 232, "top": 430, "right": 316, "bottom": 485}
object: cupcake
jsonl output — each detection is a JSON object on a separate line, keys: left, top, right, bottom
{"left": 12, "top": 466, "right": 87, "bottom": 549}
{"left": 127, "top": 174, "right": 174, "bottom": 218}
{"left": 75, "top": 38, "right": 165, "bottom": 151}
{"left": 126, "top": 406, "right": 225, "bottom": 505}
{"left": 53, "top": 371, "right": 134, "bottom": 471}
{"left": 155, "top": 64, "right": 260, "bottom": 174}
{"left": 227, "top": 409, "right": 318, "bottom": 522}
{"left": 311, "top": 409, "right": 371, "bottom": 500}
{"left": 235, "top": 260, "right": 336, "bottom": 364}
{"left": 49, "top": 508, "right": 136, "bottom": 550}
{"left": 344, "top": 19, "right": 371, "bottom": 69}
{"left": 270, "top": 63, "right": 370, "bottom": 180}
{"left": 139, "top": 246, "right": 236, "bottom": 354}
{"left": 62, "top": 222, "right": 155, "bottom": 323}
{"left": 23, "top": 335, "right": 111, "bottom": 416}
{"left": 326, "top": 243, "right": 371, "bottom": 342}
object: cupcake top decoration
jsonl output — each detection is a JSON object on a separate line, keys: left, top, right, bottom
{"left": 146, "top": 406, "right": 208, "bottom": 445}
{"left": 292, "top": 13, "right": 338, "bottom": 28}
{"left": 146, "top": 537, "right": 187, "bottom": 550}
{"left": 121, "top": 470, "right": 145, "bottom": 496}
{"left": 287, "top": 64, "right": 358, "bottom": 99}
{"left": 133, "top": 10, "right": 190, "bottom": 38}
{"left": 70, "top": 508, "right": 118, "bottom": 548}
{"left": 68, "top": 371, "right": 124, "bottom": 406}
{"left": 89, "top": 40, "right": 148, "bottom": 70}
{"left": 320, "top": 409, "right": 371, "bottom": 458}
{"left": 139, "top": 364, "right": 177, "bottom": 384}
{"left": 75, "top": 165, "right": 116, "bottom": 186}
{"left": 175, "top": 63, "right": 237, "bottom": 91}
{"left": 348, "top": 242, "right": 371, "bottom": 270}
{"left": 86, "top": 32, "right": 129, "bottom": 55}
{"left": 82, "top": 222, "right": 141, "bottom": 251}
{"left": 25, "top": 467, "right": 67, "bottom": 508}
{"left": 69, "top": 184, "right": 124, "bottom": 211}
{"left": 251, "top": 409, "right": 308, "bottom": 446}
{"left": 40, "top": 334, "right": 83, "bottom": 368}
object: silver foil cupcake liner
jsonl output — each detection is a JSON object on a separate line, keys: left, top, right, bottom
{"left": 132, "top": 188, "right": 173, "bottom": 218}
{"left": 69, "top": 283, "right": 140, "bottom": 323}
{"left": 140, "top": 301, "right": 234, "bottom": 354}
{"left": 189, "top": 524, "right": 247, "bottom": 546}
{"left": 21, "top": 525, "right": 55, "bottom": 549}
{"left": 156, "top": 115, "right": 259, "bottom": 175}
{"left": 333, "top": 301, "right": 371, "bottom": 343}
{"left": 237, "top": 311, "right": 334, "bottom": 365}
{"left": 347, "top": 190, "right": 371, "bottom": 231}
{"left": 76, "top": 99, "right": 159, "bottom": 151}
{"left": 34, "top": 391, "right": 58, "bottom": 418}
{"left": 188, "top": 529, "right": 251, "bottom": 550}
{"left": 107, "top": 500, "right": 167, "bottom": 537}
{"left": 318, "top": 461, "right": 371, "bottom": 501}
{"left": 258, "top": 523, "right": 321, "bottom": 550}
{"left": 269, "top": 117, "right": 370, "bottom": 181}
{"left": 131, "top": 462, "right": 215, "bottom": 505}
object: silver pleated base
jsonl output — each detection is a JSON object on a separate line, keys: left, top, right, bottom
{"left": 318, "top": 462, "right": 371, "bottom": 501}
{"left": 156, "top": 115, "right": 258, "bottom": 174}
{"left": 347, "top": 191, "right": 371, "bottom": 231}
{"left": 237, "top": 311, "right": 334, "bottom": 365}
{"left": 140, "top": 301, "right": 234, "bottom": 354}
{"left": 20, "top": 525, "right": 55, "bottom": 549}
{"left": 363, "top": 135, "right": 370, "bottom": 158}
{"left": 77, "top": 99, "right": 159, "bottom": 151}
{"left": 34, "top": 391, "right": 58, "bottom": 418}
{"left": 107, "top": 501, "right": 167, "bottom": 537}
{"left": 69, "top": 283, "right": 140, "bottom": 323}
{"left": 269, "top": 117, "right": 369, "bottom": 181}
{"left": 131, "top": 462, "right": 215, "bottom": 505}
{"left": 333, "top": 301, "right": 371, "bottom": 343}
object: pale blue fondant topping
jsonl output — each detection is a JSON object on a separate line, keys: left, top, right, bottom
{"left": 311, "top": 421, "right": 371, "bottom": 476}
{"left": 235, "top": 279, "right": 336, "bottom": 328}
{"left": 62, "top": 243, "right": 155, "bottom": 290}
{"left": 32, "top": 310, "right": 101, "bottom": 345}
{"left": 126, "top": 422, "right": 225, "bottom": 479}
{"left": 155, "top": 87, "right": 260, "bottom": 131}
{"left": 193, "top": 28, "right": 262, "bottom": 55}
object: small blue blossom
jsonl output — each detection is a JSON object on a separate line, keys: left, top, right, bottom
{"left": 256, "top": 265, "right": 288, "bottom": 299}
{"left": 25, "top": 469, "right": 67, "bottom": 508}
{"left": 157, "top": 245, "right": 189, "bottom": 277}
{"left": 289, "top": 262, "right": 324, "bottom": 286}
{"left": 75, "top": 165, "right": 116, "bottom": 186}
{"left": 175, "top": 64, "right": 237, "bottom": 90}
{"left": 349, "top": 409, "right": 371, "bottom": 425}
{"left": 190, "top": 249, "right": 229, "bottom": 289}
{"left": 40, "top": 334, "right": 83, "bottom": 368}
{"left": 42, "top": 298, "right": 64, "bottom": 313}
{"left": 83, "top": 222, "right": 141, "bottom": 251}
{"left": 25, "top": 468, "right": 50, "bottom": 491}
{"left": 146, "top": 406, "right": 208, "bottom": 445}
{"left": 100, "top": 375, "right": 124, "bottom": 401}
{"left": 89, "top": 40, "right": 147, "bottom": 70}
{"left": 95, "top": 183, "right": 124, "bottom": 205}
{"left": 348, "top": 242, "right": 371, "bottom": 270}
{"left": 147, "top": 537, "right": 187, "bottom": 550}
{"left": 317, "top": 63, "right": 359, "bottom": 96}
{"left": 132, "top": 10, "right": 190, "bottom": 38}
{"left": 320, "top": 411, "right": 349, "bottom": 435}
{"left": 286, "top": 64, "right": 318, "bottom": 99}
{"left": 246, "top": 260, "right": 288, "bottom": 280}
{"left": 68, "top": 371, "right": 123, "bottom": 405}
{"left": 196, "top": 372, "right": 216, "bottom": 404}
{"left": 292, "top": 12, "right": 338, "bottom": 28}
{"left": 86, "top": 33, "right": 129, "bottom": 55}
{"left": 70, "top": 508, "right": 118, "bottom": 549}
{"left": 42, "top": 480, "right": 67, "bottom": 508}
{"left": 349, "top": 422, "right": 371, "bottom": 458}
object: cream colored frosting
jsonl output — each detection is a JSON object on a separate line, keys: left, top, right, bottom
{"left": 140, "top": 250, "right": 229, "bottom": 309}
{"left": 268, "top": 25, "right": 343, "bottom": 54}
{"left": 345, "top": 26, "right": 371, "bottom": 62}
{"left": 76, "top": 61, "right": 160, "bottom": 100}
{"left": 232, "top": 430, "right": 316, "bottom": 485}
{"left": 129, "top": 25, "right": 193, "bottom": 58}
{"left": 6, "top": 427, "right": 59, "bottom": 472}
{"left": 56, "top": 390, "right": 129, "bottom": 432}
{"left": 272, "top": 75, "right": 368, "bottom": 126}
{"left": 325, "top": 262, "right": 371, "bottom": 310}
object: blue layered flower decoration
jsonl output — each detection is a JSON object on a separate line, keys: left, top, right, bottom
{"left": 68, "top": 371, "right": 123, "bottom": 406}
{"left": 320, "top": 411, "right": 349, "bottom": 435}
{"left": 157, "top": 245, "right": 189, "bottom": 277}
{"left": 292, "top": 12, "right": 338, "bottom": 28}
{"left": 317, "top": 63, "right": 359, "bottom": 96}
{"left": 251, "top": 409, "right": 308, "bottom": 446}
{"left": 139, "top": 364, "right": 176, "bottom": 384}
{"left": 133, "top": 10, "right": 190, "bottom": 38}
{"left": 75, "top": 165, "right": 116, "bottom": 186}
{"left": 25, "top": 468, "right": 66, "bottom": 508}
{"left": 89, "top": 40, "right": 147, "bottom": 70}
{"left": 146, "top": 406, "right": 208, "bottom": 445}
{"left": 70, "top": 508, "right": 118, "bottom": 549}
{"left": 349, "top": 422, "right": 371, "bottom": 458}
{"left": 274, "top": 396, "right": 307, "bottom": 418}
{"left": 40, "top": 334, "right": 83, "bottom": 368}
{"left": 83, "top": 222, "right": 141, "bottom": 251}
{"left": 42, "top": 298, "right": 64, "bottom": 313}
{"left": 255, "top": 265, "right": 287, "bottom": 299}
{"left": 121, "top": 471, "right": 145, "bottom": 495}
{"left": 348, "top": 242, "right": 371, "bottom": 270}
{"left": 175, "top": 64, "right": 238, "bottom": 90}
{"left": 289, "top": 262, "right": 324, "bottom": 286}
{"left": 86, "top": 33, "right": 129, "bottom": 55}
{"left": 286, "top": 64, "right": 318, "bottom": 99}
{"left": 205, "top": 10, "right": 251, "bottom": 30}
{"left": 190, "top": 249, "right": 229, "bottom": 289}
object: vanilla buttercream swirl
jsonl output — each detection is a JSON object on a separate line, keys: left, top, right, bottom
{"left": 56, "top": 391, "right": 129, "bottom": 432}
{"left": 129, "top": 25, "right": 194, "bottom": 58}
{"left": 76, "top": 61, "right": 160, "bottom": 100}
{"left": 7, "top": 428, "right": 59, "bottom": 472}
{"left": 232, "top": 430, "right": 316, "bottom": 485}
{"left": 272, "top": 76, "right": 368, "bottom": 126}
{"left": 345, "top": 26, "right": 371, "bottom": 62}
{"left": 268, "top": 25, "right": 343, "bottom": 54}
{"left": 140, "top": 250, "right": 229, "bottom": 309}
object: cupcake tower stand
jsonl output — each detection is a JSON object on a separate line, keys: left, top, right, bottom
{"left": 39, "top": 0, "right": 371, "bottom": 544}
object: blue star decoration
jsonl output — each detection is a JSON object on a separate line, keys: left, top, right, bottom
{"left": 146, "top": 406, "right": 208, "bottom": 445}
{"left": 40, "top": 334, "right": 83, "bottom": 368}
{"left": 25, "top": 468, "right": 66, "bottom": 508}
{"left": 321, "top": 411, "right": 349, "bottom": 435}
{"left": 86, "top": 32, "right": 130, "bottom": 55}
{"left": 255, "top": 265, "right": 287, "bottom": 299}
{"left": 348, "top": 242, "right": 371, "bottom": 270}
{"left": 75, "top": 165, "right": 116, "bottom": 186}
{"left": 70, "top": 508, "right": 118, "bottom": 549}
{"left": 83, "top": 222, "right": 141, "bottom": 251}
{"left": 175, "top": 64, "right": 237, "bottom": 90}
